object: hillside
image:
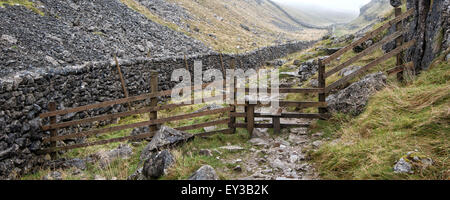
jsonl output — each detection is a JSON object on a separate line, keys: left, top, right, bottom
{"left": 279, "top": 3, "right": 358, "bottom": 27}
{"left": 0, "top": 0, "right": 212, "bottom": 76}
{"left": 334, "top": 0, "right": 392, "bottom": 36}
{"left": 137, "top": 0, "right": 328, "bottom": 52}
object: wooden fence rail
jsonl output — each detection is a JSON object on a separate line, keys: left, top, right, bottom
{"left": 321, "top": 8, "right": 416, "bottom": 95}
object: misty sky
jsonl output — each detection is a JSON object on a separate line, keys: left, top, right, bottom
{"left": 272, "top": 0, "right": 371, "bottom": 13}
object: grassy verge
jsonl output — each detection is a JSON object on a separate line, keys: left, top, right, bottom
{"left": 309, "top": 57, "right": 449, "bottom": 180}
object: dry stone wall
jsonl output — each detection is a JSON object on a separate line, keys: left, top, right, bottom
{"left": 0, "top": 40, "right": 313, "bottom": 179}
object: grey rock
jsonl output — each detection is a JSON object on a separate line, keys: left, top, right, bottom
{"left": 353, "top": 38, "right": 374, "bottom": 53}
{"left": 339, "top": 66, "right": 362, "bottom": 77}
{"left": 94, "top": 175, "right": 106, "bottom": 180}
{"left": 252, "top": 128, "right": 270, "bottom": 139}
{"left": 130, "top": 126, "right": 151, "bottom": 142}
{"left": 141, "top": 126, "right": 193, "bottom": 161}
{"left": 390, "top": 0, "right": 402, "bottom": 7}
{"left": 128, "top": 167, "right": 146, "bottom": 180}
{"left": 143, "top": 150, "right": 174, "bottom": 179}
{"left": 309, "top": 79, "right": 319, "bottom": 88}
{"left": 293, "top": 60, "right": 302, "bottom": 66}
{"left": 43, "top": 171, "right": 62, "bottom": 180}
{"left": 266, "top": 59, "right": 287, "bottom": 67}
{"left": 249, "top": 138, "right": 270, "bottom": 147}
{"left": 218, "top": 145, "right": 244, "bottom": 152}
{"left": 188, "top": 165, "right": 219, "bottom": 180}
{"left": 324, "top": 47, "right": 343, "bottom": 55}
{"left": 312, "top": 141, "right": 323, "bottom": 148}
{"left": 96, "top": 144, "right": 133, "bottom": 168}
{"left": 1, "top": 34, "right": 17, "bottom": 44}
{"left": 393, "top": 158, "right": 413, "bottom": 174}
{"left": 327, "top": 72, "right": 387, "bottom": 116}
{"left": 240, "top": 24, "right": 251, "bottom": 31}
{"left": 199, "top": 149, "right": 213, "bottom": 157}
{"left": 65, "top": 158, "right": 87, "bottom": 170}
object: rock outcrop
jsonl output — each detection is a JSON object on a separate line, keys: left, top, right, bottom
{"left": 404, "top": 0, "right": 449, "bottom": 72}
{"left": 142, "top": 150, "right": 175, "bottom": 179}
{"left": 326, "top": 72, "right": 387, "bottom": 116}
{"left": 188, "top": 165, "right": 219, "bottom": 180}
{"left": 140, "top": 126, "right": 193, "bottom": 161}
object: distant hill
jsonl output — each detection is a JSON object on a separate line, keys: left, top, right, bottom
{"left": 276, "top": 2, "right": 358, "bottom": 27}
{"left": 132, "top": 0, "right": 329, "bottom": 52}
{"left": 335, "top": 0, "right": 392, "bottom": 36}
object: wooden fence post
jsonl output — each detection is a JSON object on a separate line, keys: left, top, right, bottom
{"left": 246, "top": 101, "right": 255, "bottom": 137}
{"left": 273, "top": 117, "right": 281, "bottom": 135}
{"left": 318, "top": 59, "right": 327, "bottom": 115}
{"left": 395, "top": 7, "right": 405, "bottom": 82}
{"left": 184, "top": 54, "right": 189, "bottom": 71}
{"left": 49, "top": 102, "right": 57, "bottom": 159}
{"left": 149, "top": 71, "right": 158, "bottom": 132}
{"left": 229, "top": 76, "right": 237, "bottom": 134}
{"left": 219, "top": 53, "right": 225, "bottom": 77}
{"left": 114, "top": 56, "right": 129, "bottom": 100}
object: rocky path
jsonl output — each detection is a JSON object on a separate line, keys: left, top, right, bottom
{"left": 229, "top": 119, "right": 321, "bottom": 180}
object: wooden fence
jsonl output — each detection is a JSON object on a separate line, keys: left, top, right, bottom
{"left": 39, "top": 74, "right": 328, "bottom": 154}
{"left": 319, "top": 8, "right": 416, "bottom": 97}
{"left": 39, "top": 6, "right": 416, "bottom": 156}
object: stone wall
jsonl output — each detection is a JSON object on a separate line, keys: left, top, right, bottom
{"left": 0, "top": 40, "right": 313, "bottom": 179}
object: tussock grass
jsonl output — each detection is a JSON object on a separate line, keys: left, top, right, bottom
{"left": 310, "top": 59, "right": 450, "bottom": 180}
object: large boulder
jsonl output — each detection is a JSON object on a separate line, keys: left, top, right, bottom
{"left": 142, "top": 150, "right": 175, "bottom": 179}
{"left": 140, "top": 126, "right": 193, "bottom": 161}
{"left": 326, "top": 72, "right": 387, "bottom": 116}
{"left": 188, "top": 165, "right": 219, "bottom": 180}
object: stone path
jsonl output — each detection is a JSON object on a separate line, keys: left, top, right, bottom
{"left": 229, "top": 118, "right": 320, "bottom": 180}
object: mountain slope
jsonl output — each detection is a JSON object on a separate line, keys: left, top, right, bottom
{"left": 132, "top": 0, "right": 328, "bottom": 52}
{"left": 335, "top": 0, "right": 392, "bottom": 35}
{"left": 278, "top": 3, "right": 358, "bottom": 27}
{"left": 0, "top": 0, "right": 213, "bottom": 76}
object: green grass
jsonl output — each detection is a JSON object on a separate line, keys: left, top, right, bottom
{"left": 309, "top": 57, "right": 450, "bottom": 180}
{"left": 0, "top": 0, "right": 44, "bottom": 15}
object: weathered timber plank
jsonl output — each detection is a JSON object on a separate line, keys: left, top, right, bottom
{"left": 40, "top": 80, "right": 227, "bottom": 118}
{"left": 195, "top": 129, "right": 234, "bottom": 137}
{"left": 231, "top": 112, "right": 327, "bottom": 119}
{"left": 322, "top": 9, "right": 414, "bottom": 64}
{"left": 41, "top": 132, "right": 156, "bottom": 153}
{"left": 325, "top": 30, "right": 406, "bottom": 78}
{"left": 235, "top": 123, "right": 310, "bottom": 128}
{"left": 41, "top": 96, "right": 228, "bottom": 131}
{"left": 240, "top": 88, "right": 324, "bottom": 93}
{"left": 325, "top": 39, "right": 416, "bottom": 93}
{"left": 387, "top": 62, "right": 414, "bottom": 75}
{"left": 43, "top": 107, "right": 232, "bottom": 143}
{"left": 176, "top": 119, "right": 230, "bottom": 131}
